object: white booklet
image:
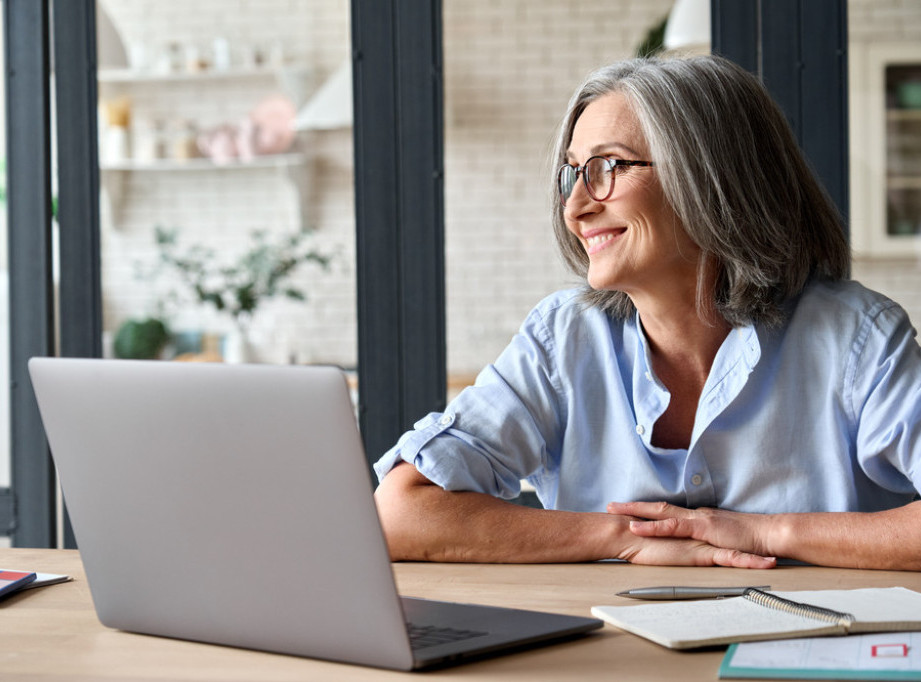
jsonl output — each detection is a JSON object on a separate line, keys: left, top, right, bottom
{"left": 719, "top": 632, "right": 921, "bottom": 680}
{"left": 591, "top": 587, "right": 921, "bottom": 650}
{"left": 16, "top": 572, "right": 72, "bottom": 590}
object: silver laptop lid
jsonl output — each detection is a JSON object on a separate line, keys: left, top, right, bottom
{"left": 29, "top": 358, "right": 415, "bottom": 670}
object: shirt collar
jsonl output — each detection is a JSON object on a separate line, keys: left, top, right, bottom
{"left": 631, "top": 311, "right": 763, "bottom": 377}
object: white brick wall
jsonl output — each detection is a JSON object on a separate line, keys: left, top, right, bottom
{"left": 850, "top": 0, "right": 921, "bottom": 40}
{"left": 443, "top": 0, "right": 672, "bottom": 373}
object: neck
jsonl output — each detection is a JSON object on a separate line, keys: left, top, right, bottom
{"left": 634, "top": 295, "right": 731, "bottom": 383}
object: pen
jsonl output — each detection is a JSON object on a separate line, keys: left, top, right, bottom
{"left": 616, "top": 585, "right": 771, "bottom": 600}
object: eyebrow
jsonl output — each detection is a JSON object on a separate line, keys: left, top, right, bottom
{"left": 565, "top": 142, "right": 643, "bottom": 163}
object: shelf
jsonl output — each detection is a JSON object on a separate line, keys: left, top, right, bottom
{"left": 97, "top": 65, "right": 313, "bottom": 111}
{"left": 98, "top": 65, "right": 309, "bottom": 84}
{"left": 887, "top": 108, "right": 921, "bottom": 121}
{"left": 100, "top": 153, "right": 305, "bottom": 172}
{"left": 887, "top": 176, "right": 921, "bottom": 190}
{"left": 100, "top": 152, "right": 311, "bottom": 231}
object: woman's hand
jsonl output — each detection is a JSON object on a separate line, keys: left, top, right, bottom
{"left": 607, "top": 501, "right": 779, "bottom": 561}
{"left": 610, "top": 499, "right": 921, "bottom": 571}
{"left": 615, "top": 529, "right": 777, "bottom": 569}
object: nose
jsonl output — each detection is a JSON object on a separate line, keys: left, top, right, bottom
{"left": 563, "top": 179, "right": 602, "bottom": 221}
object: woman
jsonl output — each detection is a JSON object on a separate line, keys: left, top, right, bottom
{"left": 373, "top": 55, "right": 921, "bottom": 570}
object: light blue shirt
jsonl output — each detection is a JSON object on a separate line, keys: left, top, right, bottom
{"left": 374, "top": 280, "right": 921, "bottom": 513}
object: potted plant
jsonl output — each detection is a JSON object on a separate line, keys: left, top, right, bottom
{"left": 113, "top": 316, "right": 171, "bottom": 359}
{"left": 142, "top": 226, "right": 333, "bottom": 362}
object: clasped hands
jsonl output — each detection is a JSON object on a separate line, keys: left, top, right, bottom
{"left": 606, "top": 501, "right": 779, "bottom": 569}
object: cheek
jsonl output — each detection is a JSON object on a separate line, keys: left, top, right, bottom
{"left": 563, "top": 215, "right": 582, "bottom": 241}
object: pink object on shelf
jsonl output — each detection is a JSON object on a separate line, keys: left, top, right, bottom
{"left": 250, "top": 95, "right": 296, "bottom": 155}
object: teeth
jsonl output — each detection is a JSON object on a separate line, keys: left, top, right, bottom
{"left": 586, "top": 233, "right": 614, "bottom": 247}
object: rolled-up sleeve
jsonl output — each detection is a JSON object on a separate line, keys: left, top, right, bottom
{"left": 850, "top": 300, "right": 921, "bottom": 497}
{"left": 373, "top": 293, "right": 569, "bottom": 499}
{"left": 372, "top": 411, "right": 458, "bottom": 484}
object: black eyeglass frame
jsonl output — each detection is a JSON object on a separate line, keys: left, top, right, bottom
{"left": 557, "top": 156, "right": 655, "bottom": 206}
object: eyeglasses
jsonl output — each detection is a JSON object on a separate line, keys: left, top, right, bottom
{"left": 557, "top": 156, "right": 655, "bottom": 206}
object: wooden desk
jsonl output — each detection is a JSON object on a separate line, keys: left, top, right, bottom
{"left": 3, "top": 548, "right": 920, "bottom": 681}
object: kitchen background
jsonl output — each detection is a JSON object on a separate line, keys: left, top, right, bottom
{"left": 91, "top": 0, "right": 679, "bottom": 375}
{"left": 1, "top": 0, "right": 920, "bottom": 545}
{"left": 86, "top": 0, "right": 921, "bottom": 376}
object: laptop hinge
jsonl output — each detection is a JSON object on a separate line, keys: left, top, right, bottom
{"left": 0, "top": 488, "right": 15, "bottom": 536}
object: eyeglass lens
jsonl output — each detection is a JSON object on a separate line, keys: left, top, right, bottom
{"left": 558, "top": 156, "right": 615, "bottom": 206}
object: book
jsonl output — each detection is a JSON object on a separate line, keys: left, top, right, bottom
{"left": 16, "top": 572, "right": 72, "bottom": 591}
{"left": 591, "top": 587, "right": 921, "bottom": 650}
{"left": 719, "top": 632, "right": 921, "bottom": 680}
{"left": 0, "top": 570, "right": 71, "bottom": 599}
{"left": 0, "top": 570, "right": 37, "bottom": 598}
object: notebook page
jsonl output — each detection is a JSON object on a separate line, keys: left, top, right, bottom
{"left": 768, "top": 588, "right": 921, "bottom": 631}
{"left": 592, "top": 596, "right": 841, "bottom": 649}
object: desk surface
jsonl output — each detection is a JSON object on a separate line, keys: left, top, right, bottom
{"left": 3, "top": 548, "right": 920, "bottom": 681}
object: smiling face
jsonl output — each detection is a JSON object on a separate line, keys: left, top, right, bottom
{"left": 564, "top": 92, "right": 701, "bottom": 311}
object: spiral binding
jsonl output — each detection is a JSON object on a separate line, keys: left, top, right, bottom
{"left": 743, "top": 588, "right": 855, "bottom": 628}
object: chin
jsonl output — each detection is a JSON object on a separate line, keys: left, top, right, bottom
{"left": 586, "top": 272, "right": 623, "bottom": 291}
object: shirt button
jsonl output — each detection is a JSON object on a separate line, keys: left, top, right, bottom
{"left": 439, "top": 414, "right": 453, "bottom": 426}
{"left": 644, "top": 371, "right": 653, "bottom": 382}
{"left": 691, "top": 474, "right": 703, "bottom": 486}
{"left": 635, "top": 424, "right": 645, "bottom": 436}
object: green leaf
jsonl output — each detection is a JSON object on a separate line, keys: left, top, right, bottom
{"left": 113, "top": 318, "right": 171, "bottom": 359}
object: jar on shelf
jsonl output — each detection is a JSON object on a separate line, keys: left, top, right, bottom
{"left": 154, "top": 41, "right": 184, "bottom": 74}
{"left": 132, "top": 118, "right": 165, "bottom": 163}
{"left": 169, "top": 119, "right": 200, "bottom": 161}
{"left": 99, "top": 97, "right": 132, "bottom": 164}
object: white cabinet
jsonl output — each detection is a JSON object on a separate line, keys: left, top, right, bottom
{"left": 850, "top": 43, "right": 921, "bottom": 257}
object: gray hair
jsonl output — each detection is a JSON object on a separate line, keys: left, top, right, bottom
{"left": 550, "top": 55, "right": 850, "bottom": 327}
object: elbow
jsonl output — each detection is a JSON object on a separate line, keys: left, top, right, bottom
{"left": 373, "top": 463, "right": 433, "bottom": 561}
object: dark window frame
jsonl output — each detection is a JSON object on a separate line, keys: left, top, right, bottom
{"left": 5, "top": 0, "right": 57, "bottom": 547}
{"left": 350, "top": 0, "right": 446, "bottom": 477}
{"left": 712, "top": 0, "right": 849, "bottom": 233}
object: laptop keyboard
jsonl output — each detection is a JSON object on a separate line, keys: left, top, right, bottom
{"left": 407, "top": 623, "right": 488, "bottom": 650}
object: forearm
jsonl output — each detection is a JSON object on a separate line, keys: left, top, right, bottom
{"left": 374, "top": 464, "right": 624, "bottom": 563}
{"left": 376, "top": 464, "right": 776, "bottom": 567}
{"left": 768, "top": 501, "right": 921, "bottom": 571}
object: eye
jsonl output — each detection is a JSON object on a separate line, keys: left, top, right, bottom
{"left": 586, "top": 156, "right": 613, "bottom": 178}
{"left": 613, "top": 160, "right": 647, "bottom": 180}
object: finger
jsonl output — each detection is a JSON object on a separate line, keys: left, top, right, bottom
{"left": 628, "top": 518, "right": 695, "bottom": 538}
{"left": 709, "top": 547, "right": 777, "bottom": 570}
{"left": 607, "top": 501, "right": 687, "bottom": 519}
{"left": 622, "top": 539, "right": 777, "bottom": 569}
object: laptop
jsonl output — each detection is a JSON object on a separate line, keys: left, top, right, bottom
{"left": 28, "top": 358, "right": 602, "bottom": 671}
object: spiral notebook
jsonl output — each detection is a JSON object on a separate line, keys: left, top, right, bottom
{"left": 591, "top": 587, "right": 921, "bottom": 650}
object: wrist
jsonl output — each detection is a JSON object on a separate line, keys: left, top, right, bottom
{"left": 764, "top": 512, "right": 795, "bottom": 559}
{"left": 600, "top": 512, "right": 638, "bottom": 562}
